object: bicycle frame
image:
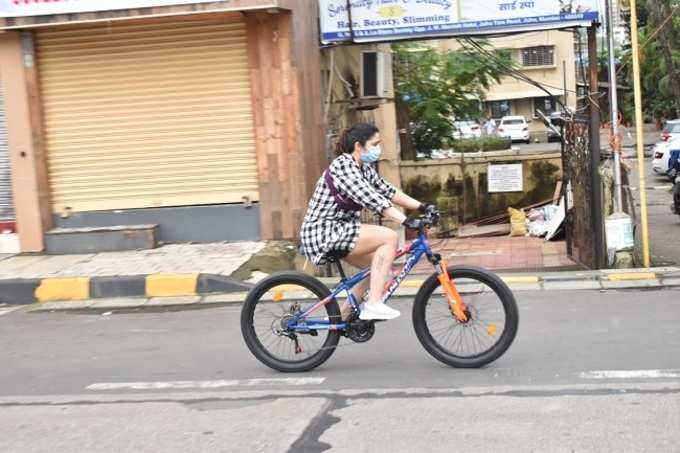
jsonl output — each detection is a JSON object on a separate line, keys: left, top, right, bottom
{"left": 286, "top": 231, "right": 451, "bottom": 333}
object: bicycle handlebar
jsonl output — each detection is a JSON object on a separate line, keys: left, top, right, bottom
{"left": 415, "top": 209, "right": 440, "bottom": 230}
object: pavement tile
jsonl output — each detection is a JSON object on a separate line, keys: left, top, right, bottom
{"left": 543, "top": 256, "right": 563, "bottom": 267}
{"left": 89, "top": 298, "right": 149, "bottom": 309}
{"left": 543, "top": 280, "right": 602, "bottom": 291}
{"left": 28, "top": 300, "right": 95, "bottom": 311}
{"left": 0, "top": 256, "right": 50, "bottom": 274}
{"left": 542, "top": 273, "right": 599, "bottom": 281}
{"left": 506, "top": 282, "right": 542, "bottom": 291}
{"left": 661, "top": 278, "right": 680, "bottom": 287}
{"left": 0, "top": 254, "right": 15, "bottom": 262}
{"left": 202, "top": 293, "right": 249, "bottom": 304}
{"left": 600, "top": 280, "right": 662, "bottom": 289}
{"left": 147, "top": 296, "right": 202, "bottom": 306}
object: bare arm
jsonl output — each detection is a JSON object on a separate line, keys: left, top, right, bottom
{"left": 391, "top": 190, "right": 421, "bottom": 211}
{"left": 381, "top": 206, "right": 407, "bottom": 224}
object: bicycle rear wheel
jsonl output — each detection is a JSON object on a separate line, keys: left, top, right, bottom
{"left": 412, "top": 266, "right": 519, "bottom": 368}
{"left": 240, "top": 272, "right": 341, "bottom": 372}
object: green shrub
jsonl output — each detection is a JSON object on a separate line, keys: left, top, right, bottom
{"left": 451, "top": 139, "right": 480, "bottom": 153}
{"left": 450, "top": 136, "right": 511, "bottom": 153}
{"left": 480, "top": 136, "right": 512, "bottom": 151}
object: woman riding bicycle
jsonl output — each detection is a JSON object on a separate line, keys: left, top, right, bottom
{"left": 300, "top": 122, "right": 434, "bottom": 321}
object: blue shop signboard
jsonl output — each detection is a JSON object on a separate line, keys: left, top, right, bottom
{"left": 320, "top": 0, "right": 600, "bottom": 43}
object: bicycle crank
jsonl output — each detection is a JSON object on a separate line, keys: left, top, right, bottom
{"left": 345, "top": 319, "right": 376, "bottom": 343}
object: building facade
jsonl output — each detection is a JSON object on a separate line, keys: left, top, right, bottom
{"left": 0, "top": 0, "right": 328, "bottom": 252}
{"left": 438, "top": 30, "right": 578, "bottom": 140}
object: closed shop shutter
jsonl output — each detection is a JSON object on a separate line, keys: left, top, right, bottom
{"left": 0, "top": 81, "right": 15, "bottom": 221}
{"left": 36, "top": 19, "right": 258, "bottom": 213}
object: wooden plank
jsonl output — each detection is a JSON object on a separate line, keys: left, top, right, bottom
{"left": 552, "top": 180, "right": 563, "bottom": 204}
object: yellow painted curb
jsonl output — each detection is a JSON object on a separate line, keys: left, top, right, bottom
{"left": 607, "top": 272, "right": 657, "bottom": 281}
{"left": 35, "top": 277, "right": 90, "bottom": 303}
{"left": 146, "top": 274, "right": 198, "bottom": 297}
{"left": 501, "top": 276, "right": 540, "bottom": 284}
{"left": 401, "top": 280, "right": 425, "bottom": 288}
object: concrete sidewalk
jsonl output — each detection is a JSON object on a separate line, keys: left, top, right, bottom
{"left": 0, "top": 242, "right": 264, "bottom": 279}
{"left": 0, "top": 242, "right": 266, "bottom": 305}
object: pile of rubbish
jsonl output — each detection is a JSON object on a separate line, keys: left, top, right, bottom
{"left": 508, "top": 200, "right": 565, "bottom": 240}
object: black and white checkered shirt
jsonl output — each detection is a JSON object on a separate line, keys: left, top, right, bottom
{"left": 300, "top": 153, "right": 397, "bottom": 264}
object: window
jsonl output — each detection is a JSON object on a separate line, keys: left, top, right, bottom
{"left": 521, "top": 46, "right": 554, "bottom": 67}
{"left": 501, "top": 118, "right": 525, "bottom": 126}
{"left": 489, "top": 100, "right": 511, "bottom": 119}
{"left": 662, "top": 123, "right": 680, "bottom": 134}
{"left": 533, "top": 97, "right": 557, "bottom": 117}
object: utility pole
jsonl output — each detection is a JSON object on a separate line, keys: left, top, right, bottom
{"left": 629, "top": 0, "right": 652, "bottom": 267}
{"left": 588, "top": 25, "right": 605, "bottom": 269}
{"left": 605, "top": 0, "right": 623, "bottom": 212}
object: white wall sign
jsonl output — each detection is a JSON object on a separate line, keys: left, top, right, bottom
{"left": 488, "top": 163, "right": 523, "bottom": 193}
{"left": 319, "top": 0, "right": 600, "bottom": 43}
{"left": 0, "top": 0, "right": 244, "bottom": 18}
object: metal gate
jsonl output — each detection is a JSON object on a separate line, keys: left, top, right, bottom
{"left": 0, "top": 80, "right": 15, "bottom": 223}
{"left": 562, "top": 114, "right": 604, "bottom": 269}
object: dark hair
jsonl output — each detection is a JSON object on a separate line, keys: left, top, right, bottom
{"left": 335, "top": 122, "right": 379, "bottom": 155}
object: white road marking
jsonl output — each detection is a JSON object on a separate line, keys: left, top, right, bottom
{"left": 0, "top": 306, "right": 21, "bottom": 317}
{"left": 579, "top": 369, "right": 680, "bottom": 380}
{"left": 86, "top": 377, "right": 326, "bottom": 390}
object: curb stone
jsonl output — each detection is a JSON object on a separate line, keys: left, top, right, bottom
{"left": 8, "top": 267, "right": 680, "bottom": 311}
{"left": 1, "top": 273, "right": 252, "bottom": 305}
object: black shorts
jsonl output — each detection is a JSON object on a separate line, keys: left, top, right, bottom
{"left": 325, "top": 249, "right": 350, "bottom": 261}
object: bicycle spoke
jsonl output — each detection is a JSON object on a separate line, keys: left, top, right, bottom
{"left": 249, "top": 285, "right": 335, "bottom": 363}
{"left": 423, "top": 276, "right": 508, "bottom": 359}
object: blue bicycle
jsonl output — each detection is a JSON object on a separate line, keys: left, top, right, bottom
{"left": 241, "top": 211, "right": 519, "bottom": 372}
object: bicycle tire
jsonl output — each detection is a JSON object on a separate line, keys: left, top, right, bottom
{"left": 240, "top": 272, "right": 341, "bottom": 372}
{"left": 412, "top": 266, "right": 519, "bottom": 368}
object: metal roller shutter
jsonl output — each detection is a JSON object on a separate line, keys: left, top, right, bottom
{"left": 36, "top": 19, "right": 258, "bottom": 213}
{"left": 0, "top": 80, "right": 15, "bottom": 222}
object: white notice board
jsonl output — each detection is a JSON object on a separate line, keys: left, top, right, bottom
{"left": 488, "top": 163, "right": 523, "bottom": 193}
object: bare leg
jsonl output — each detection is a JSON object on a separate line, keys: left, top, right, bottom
{"left": 343, "top": 252, "right": 372, "bottom": 316}
{"left": 345, "top": 224, "right": 399, "bottom": 306}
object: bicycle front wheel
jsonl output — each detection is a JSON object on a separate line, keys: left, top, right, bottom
{"left": 412, "top": 266, "right": 519, "bottom": 368}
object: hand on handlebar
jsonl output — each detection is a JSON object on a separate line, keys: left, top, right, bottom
{"left": 403, "top": 218, "right": 426, "bottom": 230}
{"left": 417, "top": 203, "right": 436, "bottom": 214}
{"left": 403, "top": 211, "right": 440, "bottom": 231}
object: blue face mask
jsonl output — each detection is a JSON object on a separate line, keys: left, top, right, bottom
{"left": 360, "top": 145, "right": 382, "bottom": 163}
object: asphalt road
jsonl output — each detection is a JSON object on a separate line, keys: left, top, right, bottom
{"left": 1, "top": 288, "right": 680, "bottom": 452}
{"left": 629, "top": 156, "right": 680, "bottom": 266}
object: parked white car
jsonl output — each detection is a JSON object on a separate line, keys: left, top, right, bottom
{"left": 652, "top": 137, "right": 680, "bottom": 180}
{"left": 498, "top": 116, "right": 531, "bottom": 143}
{"left": 660, "top": 119, "right": 680, "bottom": 142}
{"left": 452, "top": 120, "right": 482, "bottom": 139}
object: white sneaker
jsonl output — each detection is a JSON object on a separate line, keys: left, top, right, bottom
{"left": 359, "top": 303, "right": 400, "bottom": 320}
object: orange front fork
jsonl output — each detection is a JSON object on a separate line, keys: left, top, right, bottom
{"left": 437, "top": 260, "right": 468, "bottom": 322}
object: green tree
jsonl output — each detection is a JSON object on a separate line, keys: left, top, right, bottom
{"left": 393, "top": 41, "right": 509, "bottom": 158}
{"left": 619, "top": 0, "right": 680, "bottom": 122}
{"left": 646, "top": 0, "right": 680, "bottom": 117}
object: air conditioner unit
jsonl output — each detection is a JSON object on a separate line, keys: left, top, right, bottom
{"left": 360, "top": 50, "right": 393, "bottom": 99}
